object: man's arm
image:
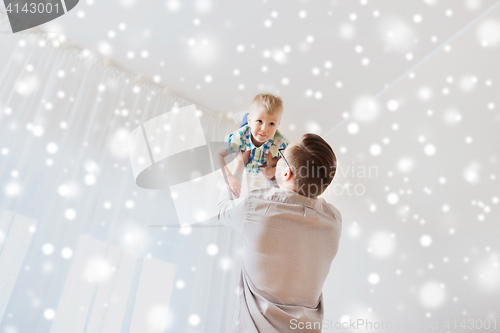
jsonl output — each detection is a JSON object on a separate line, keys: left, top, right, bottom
{"left": 217, "top": 149, "right": 251, "bottom": 231}
{"left": 215, "top": 146, "right": 242, "bottom": 197}
{"left": 259, "top": 151, "right": 279, "bottom": 180}
{"left": 268, "top": 177, "right": 278, "bottom": 188}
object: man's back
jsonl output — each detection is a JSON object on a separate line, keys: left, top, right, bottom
{"left": 218, "top": 185, "right": 342, "bottom": 332}
{"left": 243, "top": 186, "right": 342, "bottom": 307}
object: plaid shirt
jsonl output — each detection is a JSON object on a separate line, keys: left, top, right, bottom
{"left": 224, "top": 125, "right": 289, "bottom": 173}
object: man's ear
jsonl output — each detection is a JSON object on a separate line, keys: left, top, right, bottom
{"left": 284, "top": 167, "right": 292, "bottom": 181}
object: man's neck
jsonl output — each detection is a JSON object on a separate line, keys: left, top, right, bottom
{"left": 278, "top": 181, "right": 297, "bottom": 192}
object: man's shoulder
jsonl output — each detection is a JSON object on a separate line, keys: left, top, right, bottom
{"left": 245, "top": 186, "right": 319, "bottom": 206}
{"left": 246, "top": 185, "right": 279, "bottom": 197}
{"left": 322, "top": 200, "right": 342, "bottom": 224}
{"left": 244, "top": 186, "right": 288, "bottom": 204}
{"left": 246, "top": 187, "right": 341, "bottom": 218}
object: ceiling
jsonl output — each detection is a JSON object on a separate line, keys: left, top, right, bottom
{"left": 9, "top": 0, "right": 498, "bottom": 138}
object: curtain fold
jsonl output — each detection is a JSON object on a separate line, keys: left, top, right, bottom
{"left": 0, "top": 11, "right": 242, "bottom": 333}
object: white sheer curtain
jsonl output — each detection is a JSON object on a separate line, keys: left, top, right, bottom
{"left": 0, "top": 11, "right": 242, "bottom": 333}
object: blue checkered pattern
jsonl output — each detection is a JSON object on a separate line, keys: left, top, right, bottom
{"left": 224, "top": 125, "right": 289, "bottom": 173}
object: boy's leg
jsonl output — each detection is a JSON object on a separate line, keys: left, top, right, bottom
{"left": 240, "top": 112, "right": 249, "bottom": 128}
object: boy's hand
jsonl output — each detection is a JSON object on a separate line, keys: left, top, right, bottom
{"left": 260, "top": 166, "right": 276, "bottom": 180}
{"left": 265, "top": 151, "right": 279, "bottom": 167}
{"left": 227, "top": 175, "right": 242, "bottom": 197}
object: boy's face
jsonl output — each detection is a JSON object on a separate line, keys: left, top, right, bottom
{"left": 247, "top": 108, "right": 281, "bottom": 145}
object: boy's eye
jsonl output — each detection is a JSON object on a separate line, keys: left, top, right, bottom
{"left": 270, "top": 123, "right": 275, "bottom": 126}
{"left": 257, "top": 120, "right": 262, "bottom": 123}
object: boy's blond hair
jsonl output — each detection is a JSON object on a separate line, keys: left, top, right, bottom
{"left": 249, "top": 93, "right": 283, "bottom": 118}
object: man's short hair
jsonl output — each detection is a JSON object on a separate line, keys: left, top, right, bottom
{"left": 287, "top": 133, "right": 337, "bottom": 198}
{"left": 249, "top": 93, "right": 283, "bottom": 118}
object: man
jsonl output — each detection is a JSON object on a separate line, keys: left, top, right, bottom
{"left": 218, "top": 133, "right": 342, "bottom": 332}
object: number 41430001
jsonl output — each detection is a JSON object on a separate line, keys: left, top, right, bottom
{"left": 6, "top": 2, "right": 61, "bottom": 14}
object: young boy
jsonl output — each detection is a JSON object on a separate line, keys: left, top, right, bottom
{"left": 217, "top": 94, "right": 289, "bottom": 197}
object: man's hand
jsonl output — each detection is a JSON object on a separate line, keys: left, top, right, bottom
{"left": 265, "top": 151, "right": 279, "bottom": 167}
{"left": 227, "top": 175, "right": 242, "bottom": 197}
{"left": 260, "top": 166, "right": 276, "bottom": 180}
{"left": 237, "top": 150, "right": 251, "bottom": 166}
